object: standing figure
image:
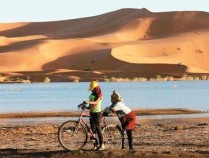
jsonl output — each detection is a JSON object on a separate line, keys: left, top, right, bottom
{"left": 84, "top": 81, "right": 105, "bottom": 151}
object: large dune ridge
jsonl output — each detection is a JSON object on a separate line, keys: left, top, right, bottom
{"left": 0, "top": 8, "right": 209, "bottom": 82}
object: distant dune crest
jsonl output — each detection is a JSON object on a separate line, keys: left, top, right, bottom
{"left": 0, "top": 8, "right": 209, "bottom": 82}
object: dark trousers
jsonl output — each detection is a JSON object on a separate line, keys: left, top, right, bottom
{"left": 122, "top": 129, "right": 133, "bottom": 150}
{"left": 90, "top": 112, "right": 103, "bottom": 145}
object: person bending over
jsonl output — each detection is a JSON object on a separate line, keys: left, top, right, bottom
{"left": 105, "top": 90, "right": 136, "bottom": 150}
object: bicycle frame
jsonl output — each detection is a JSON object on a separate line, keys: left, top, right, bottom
{"left": 58, "top": 103, "right": 125, "bottom": 151}
{"left": 77, "top": 109, "right": 95, "bottom": 139}
{"left": 76, "top": 105, "right": 109, "bottom": 140}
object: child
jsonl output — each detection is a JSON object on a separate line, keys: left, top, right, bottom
{"left": 84, "top": 81, "right": 105, "bottom": 151}
{"left": 108, "top": 90, "right": 136, "bottom": 150}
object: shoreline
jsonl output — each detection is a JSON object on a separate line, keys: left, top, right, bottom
{"left": 0, "top": 108, "right": 206, "bottom": 119}
{"left": 1, "top": 77, "right": 209, "bottom": 83}
{"left": 1, "top": 71, "right": 209, "bottom": 83}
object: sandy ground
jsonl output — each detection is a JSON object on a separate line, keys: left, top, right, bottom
{"left": 0, "top": 117, "right": 209, "bottom": 158}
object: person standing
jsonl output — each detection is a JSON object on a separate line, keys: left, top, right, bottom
{"left": 84, "top": 81, "right": 105, "bottom": 151}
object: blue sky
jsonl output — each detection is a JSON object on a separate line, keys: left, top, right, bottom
{"left": 0, "top": 0, "right": 208, "bottom": 22}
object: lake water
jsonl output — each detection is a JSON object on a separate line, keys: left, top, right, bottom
{"left": 0, "top": 81, "right": 209, "bottom": 113}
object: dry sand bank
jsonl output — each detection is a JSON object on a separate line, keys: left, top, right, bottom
{"left": 0, "top": 108, "right": 204, "bottom": 118}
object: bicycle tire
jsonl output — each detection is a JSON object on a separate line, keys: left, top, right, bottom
{"left": 58, "top": 120, "right": 87, "bottom": 152}
{"left": 102, "top": 124, "right": 123, "bottom": 150}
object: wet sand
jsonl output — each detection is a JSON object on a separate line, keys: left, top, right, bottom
{"left": 0, "top": 108, "right": 204, "bottom": 118}
{"left": 0, "top": 116, "right": 209, "bottom": 157}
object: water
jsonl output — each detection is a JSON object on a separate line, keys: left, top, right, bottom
{"left": 0, "top": 81, "right": 209, "bottom": 113}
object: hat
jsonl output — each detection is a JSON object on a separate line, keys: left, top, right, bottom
{"left": 89, "top": 81, "right": 99, "bottom": 91}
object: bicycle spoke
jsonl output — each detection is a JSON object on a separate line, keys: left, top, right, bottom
{"left": 102, "top": 124, "right": 122, "bottom": 150}
{"left": 58, "top": 121, "right": 87, "bottom": 151}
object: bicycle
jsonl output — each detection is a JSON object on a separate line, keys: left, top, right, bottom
{"left": 58, "top": 103, "right": 124, "bottom": 152}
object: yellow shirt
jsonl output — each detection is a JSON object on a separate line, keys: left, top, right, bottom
{"left": 89, "top": 94, "right": 102, "bottom": 113}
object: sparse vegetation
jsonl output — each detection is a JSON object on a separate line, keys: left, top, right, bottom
{"left": 201, "top": 75, "right": 208, "bottom": 80}
{"left": 193, "top": 76, "right": 200, "bottom": 80}
{"left": 155, "top": 75, "right": 162, "bottom": 81}
{"left": 3, "top": 76, "right": 31, "bottom": 83}
{"left": 108, "top": 77, "right": 130, "bottom": 82}
{"left": 183, "top": 75, "right": 209, "bottom": 81}
{"left": 102, "top": 75, "right": 209, "bottom": 82}
{"left": 149, "top": 78, "right": 155, "bottom": 81}
{"left": 22, "top": 79, "right": 31, "bottom": 83}
{"left": 44, "top": 77, "right": 51, "bottom": 83}
{"left": 195, "top": 49, "right": 203, "bottom": 54}
{"left": 168, "top": 76, "right": 174, "bottom": 81}
{"left": 0, "top": 73, "right": 208, "bottom": 83}
{"left": 132, "top": 77, "right": 148, "bottom": 82}
{"left": 186, "top": 76, "right": 194, "bottom": 81}
{"left": 25, "top": 76, "right": 30, "bottom": 80}
{"left": 178, "top": 61, "right": 183, "bottom": 66}
{"left": 73, "top": 79, "right": 79, "bottom": 82}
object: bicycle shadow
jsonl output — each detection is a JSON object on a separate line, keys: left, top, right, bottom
{"left": 0, "top": 148, "right": 106, "bottom": 157}
{"left": 0, "top": 148, "right": 138, "bottom": 158}
{"left": 0, "top": 148, "right": 68, "bottom": 157}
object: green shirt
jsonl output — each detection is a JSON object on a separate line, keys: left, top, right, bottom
{"left": 89, "top": 94, "right": 102, "bottom": 113}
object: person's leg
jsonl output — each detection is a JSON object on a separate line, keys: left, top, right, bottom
{"left": 93, "top": 112, "right": 105, "bottom": 150}
{"left": 121, "top": 129, "right": 125, "bottom": 149}
{"left": 127, "top": 129, "right": 133, "bottom": 150}
{"left": 90, "top": 113, "right": 98, "bottom": 148}
{"left": 90, "top": 112, "right": 96, "bottom": 134}
{"left": 94, "top": 112, "right": 103, "bottom": 146}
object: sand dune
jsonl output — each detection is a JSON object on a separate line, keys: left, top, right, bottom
{"left": 0, "top": 8, "right": 209, "bottom": 82}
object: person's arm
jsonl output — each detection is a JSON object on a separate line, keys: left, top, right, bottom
{"left": 85, "top": 96, "right": 101, "bottom": 105}
{"left": 109, "top": 103, "right": 117, "bottom": 113}
{"left": 85, "top": 97, "right": 102, "bottom": 109}
{"left": 110, "top": 108, "right": 116, "bottom": 113}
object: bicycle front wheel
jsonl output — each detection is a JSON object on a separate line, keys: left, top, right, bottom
{"left": 58, "top": 120, "right": 87, "bottom": 152}
{"left": 102, "top": 124, "right": 123, "bottom": 150}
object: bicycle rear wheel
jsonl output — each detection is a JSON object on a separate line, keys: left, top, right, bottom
{"left": 102, "top": 124, "right": 123, "bottom": 150}
{"left": 58, "top": 120, "right": 87, "bottom": 152}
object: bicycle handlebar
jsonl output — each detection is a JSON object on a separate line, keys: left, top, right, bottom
{"left": 77, "top": 103, "right": 85, "bottom": 108}
{"left": 77, "top": 103, "right": 118, "bottom": 118}
{"left": 77, "top": 102, "right": 88, "bottom": 110}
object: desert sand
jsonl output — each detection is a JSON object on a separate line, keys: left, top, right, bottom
{"left": 0, "top": 8, "right": 209, "bottom": 82}
{"left": 0, "top": 116, "right": 209, "bottom": 158}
